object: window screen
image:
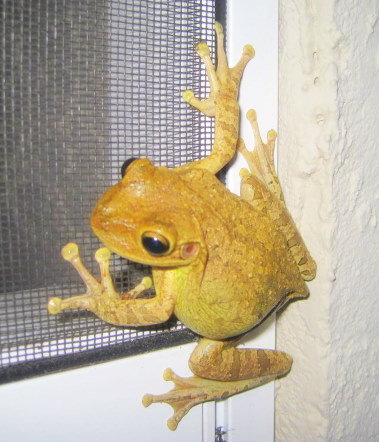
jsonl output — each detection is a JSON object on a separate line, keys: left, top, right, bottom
{"left": 0, "top": 0, "right": 226, "bottom": 383}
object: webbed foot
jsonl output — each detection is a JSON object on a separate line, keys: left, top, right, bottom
{"left": 142, "top": 368, "right": 277, "bottom": 431}
{"left": 238, "top": 109, "right": 281, "bottom": 200}
{"left": 180, "top": 22, "right": 254, "bottom": 174}
{"left": 47, "top": 243, "right": 152, "bottom": 322}
{"left": 182, "top": 22, "right": 254, "bottom": 118}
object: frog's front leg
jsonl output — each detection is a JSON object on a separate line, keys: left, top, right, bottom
{"left": 142, "top": 338, "right": 292, "bottom": 430}
{"left": 47, "top": 243, "right": 175, "bottom": 326}
{"left": 180, "top": 22, "right": 254, "bottom": 174}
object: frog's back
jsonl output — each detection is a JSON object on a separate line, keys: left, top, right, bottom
{"left": 173, "top": 167, "right": 308, "bottom": 339}
{"left": 175, "top": 166, "right": 288, "bottom": 250}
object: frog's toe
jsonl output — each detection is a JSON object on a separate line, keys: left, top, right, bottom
{"left": 61, "top": 242, "right": 79, "bottom": 261}
{"left": 182, "top": 90, "right": 195, "bottom": 103}
{"left": 163, "top": 367, "right": 175, "bottom": 381}
{"left": 182, "top": 90, "right": 216, "bottom": 117}
{"left": 246, "top": 108, "right": 257, "bottom": 121}
{"left": 243, "top": 44, "right": 255, "bottom": 59}
{"left": 267, "top": 129, "right": 277, "bottom": 142}
{"left": 94, "top": 246, "right": 111, "bottom": 263}
{"left": 214, "top": 21, "right": 223, "bottom": 34}
{"left": 141, "top": 393, "right": 154, "bottom": 408}
{"left": 239, "top": 168, "right": 250, "bottom": 179}
{"left": 142, "top": 386, "right": 199, "bottom": 431}
{"left": 47, "top": 297, "right": 63, "bottom": 314}
{"left": 196, "top": 41, "right": 210, "bottom": 58}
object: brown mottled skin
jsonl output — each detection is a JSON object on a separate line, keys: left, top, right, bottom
{"left": 48, "top": 23, "right": 316, "bottom": 430}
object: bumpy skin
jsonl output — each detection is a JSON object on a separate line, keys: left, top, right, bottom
{"left": 48, "top": 23, "right": 316, "bottom": 430}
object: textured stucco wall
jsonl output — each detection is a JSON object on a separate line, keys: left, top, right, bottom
{"left": 276, "top": 1, "right": 378, "bottom": 440}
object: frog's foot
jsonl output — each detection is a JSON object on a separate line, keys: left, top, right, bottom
{"left": 142, "top": 368, "right": 278, "bottom": 431}
{"left": 181, "top": 22, "right": 254, "bottom": 174}
{"left": 238, "top": 109, "right": 282, "bottom": 201}
{"left": 182, "top": 22, "right": 254, "bottom": 118}
{"left": 47, "top": 243, "right": 153, "bottom": 323}
{"left": 142, "top": 369, "right": 208, "bottom": 431}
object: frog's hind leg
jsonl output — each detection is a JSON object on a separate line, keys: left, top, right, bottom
{"left": 238, "top": 110, "right": 316, "bottom": 281}
{"left": 142, "top": 338, "right": 292, "bottom": 430}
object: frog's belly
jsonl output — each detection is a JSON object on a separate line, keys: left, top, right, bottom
{"left": 174, "top": 296, "right": 275, "bottom": 340}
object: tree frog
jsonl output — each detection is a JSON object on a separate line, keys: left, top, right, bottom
{"left": 48, "top": 23, "right": 316, "bottom": 430}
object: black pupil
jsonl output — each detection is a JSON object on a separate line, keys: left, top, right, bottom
{"left": 142, "top": 236, "right": 169, "bottom": 256}
{"left": 121, "top": 158, "right": 138, "bottom": 177}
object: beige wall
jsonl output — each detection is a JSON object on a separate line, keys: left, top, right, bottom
{"left": 276, "top": 0, "right": 378, "bottom": 440}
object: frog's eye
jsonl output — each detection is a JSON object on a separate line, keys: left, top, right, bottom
{"left": 121, "top": 158, "right": 138, "bottom": 177}
{"left": 141, "top": 231, "right": 171, "bottom": 256}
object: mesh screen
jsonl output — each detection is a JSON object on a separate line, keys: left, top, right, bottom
{"left": 0, "top": 0, "right": 225, "bottom": 382}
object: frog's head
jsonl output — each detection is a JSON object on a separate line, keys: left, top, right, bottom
{"left": 90, "top": 158, "right": 205, "bottom": 267}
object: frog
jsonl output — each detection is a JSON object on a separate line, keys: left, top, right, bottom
{"left": 47, "top": 22, "right": 316, "bottom": 430}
